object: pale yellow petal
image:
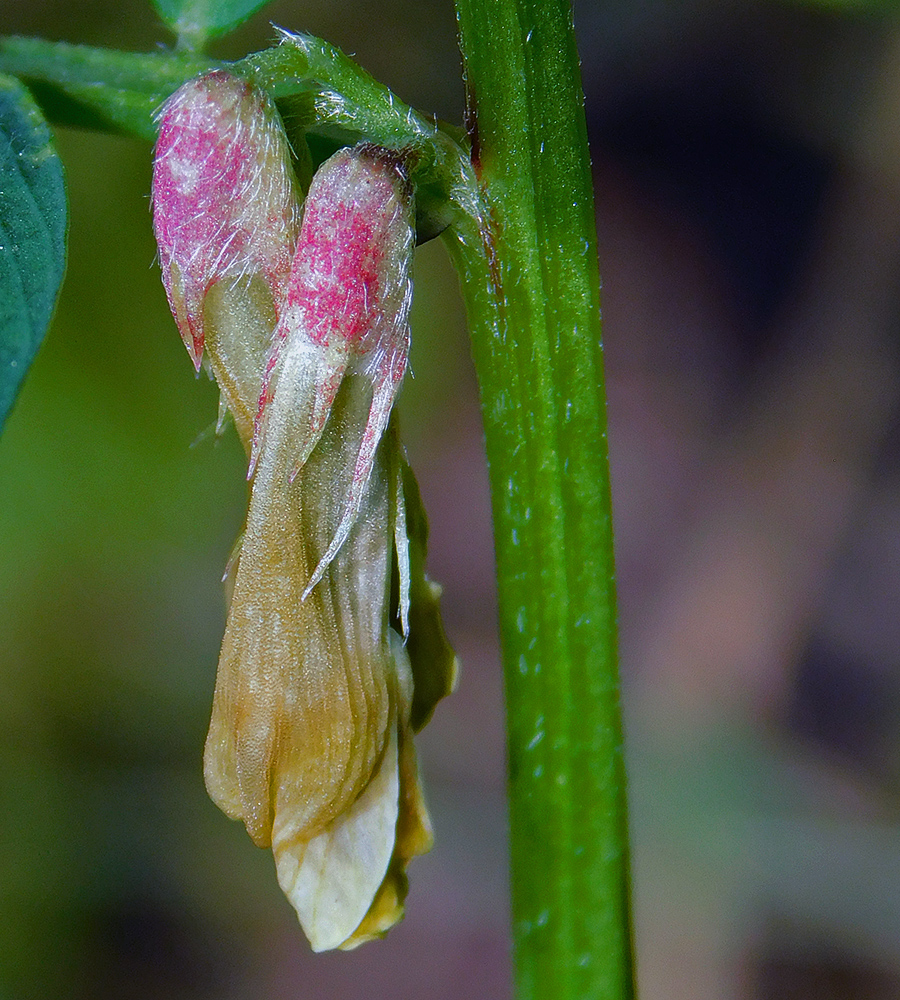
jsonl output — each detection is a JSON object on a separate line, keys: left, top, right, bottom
{"left": 204, "top": 373, "right": 394, "bottom": 846}
{"left": 337, "top": 631, "right": 436, "bottom": 950}
{"left": 204, "top": 273, "right": 278, "bottom": 450}
{"left": 274, "top": 719, "right": 400, "bottom": 952}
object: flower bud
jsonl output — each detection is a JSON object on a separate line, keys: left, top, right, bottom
{"left": 253, "top": 145, "right": 415, "bottom": 596}
{"left": 152, "top": 71, "right": 301, "bottom": 385}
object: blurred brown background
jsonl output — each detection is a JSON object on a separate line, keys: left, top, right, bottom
{"left": 2, "top": 1, "right": 900, "bottom": 997}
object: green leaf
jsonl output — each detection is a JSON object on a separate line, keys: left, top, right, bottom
{"left": 0, "top": 75, "right": 66, "bottom": 433}
{"left": 152, "top": 0, "right": 275, "bottom": 48}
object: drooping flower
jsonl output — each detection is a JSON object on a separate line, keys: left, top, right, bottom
{"left": 152, "top": 71, "right": 456, "bottom": 951}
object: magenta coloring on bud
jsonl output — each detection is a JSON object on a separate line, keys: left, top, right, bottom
{"left": 253, "top": 145, "right": 415, "bottom": 594}
{"left": 152, "top": 71, "right": 301, "bottom": 370}
{"left": 287, "top": 149, "right": 411, "bottom": 351}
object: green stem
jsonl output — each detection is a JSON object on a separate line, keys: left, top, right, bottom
{"left": 447, "top": 2, "right": 634, "bottom": 998}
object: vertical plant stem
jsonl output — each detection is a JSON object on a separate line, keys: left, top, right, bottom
{"left": 446, "top": 1, "right": 634, "bottom": 998}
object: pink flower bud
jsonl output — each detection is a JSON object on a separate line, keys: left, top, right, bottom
{"left": 253, "top": 145, "right": 415, "bottom": 596}
{"left": 152, "top": 70, "right": 301, "bottom": 372}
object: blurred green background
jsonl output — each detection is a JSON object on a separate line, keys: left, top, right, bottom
{"left": 3, "top": 1, "right": 900, "bottom": 998}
